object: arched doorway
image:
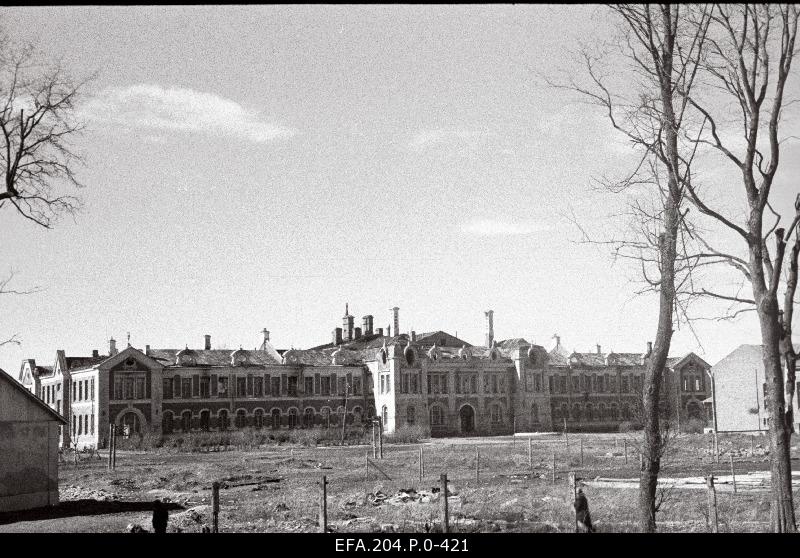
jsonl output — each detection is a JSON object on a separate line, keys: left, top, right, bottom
{"left": 459, "top": 405, "right": 475, "bottom": 434}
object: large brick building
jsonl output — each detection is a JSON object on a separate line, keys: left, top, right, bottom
{"left": 17, "top": 306, "right": 710, "bottom": 448}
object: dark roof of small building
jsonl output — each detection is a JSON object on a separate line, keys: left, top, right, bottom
{"left": 0, "top": 367, "right": 67, "bottom": 424}
{"left": 414, "top": 331, "right": 473, "bottom": 348}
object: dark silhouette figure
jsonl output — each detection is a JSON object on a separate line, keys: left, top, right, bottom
{"left": 573, "top": 489, "right": 594, "bottom": 533}
{"left": 152, "top": 499, "right": 168, "bottom": 534}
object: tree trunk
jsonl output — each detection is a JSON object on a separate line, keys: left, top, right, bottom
{"left": 756, "top": 295, "right": 797, "bottom": 532}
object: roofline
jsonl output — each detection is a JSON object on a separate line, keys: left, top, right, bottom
{"left": 0, "top": 367, "right": 68, "bottom": 424}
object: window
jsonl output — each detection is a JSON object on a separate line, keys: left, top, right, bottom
{"left": 321, "top": 407, "right": 330, "bottom": 428}
{"left": 200, "top": 410, "right": 210, "bottom": 431}
{"left": 531, "top": 403, "right": 538, "bottom": 424}
{"left": 610, "top": 376, "right": 617, "bottom": 392}
{"left": 114, "top": 378, "right": 123, "bottom": 400}
{"left": 610, "top": 403, "right": 619, "bottom": 421}
{"left": 470, "top": 376, "right": 477, "bottom": 394}
{"left": 483, "top": 375, "right": 490, "bottom": 393}
{"left": 218, "top": 377, "right": 228, "bottom": 396}
{"left": 121, "top": 412, "right": 140, "bottom": 436}
{"left": 72, "top": 415, "right": 76, "bottom": 435}
{"left": 182, "top": 378, "right": 191, "bottom": 399}
{"left": 163, "top": 378, "right": 173, "bottom": 399}
{"left": 381, "top": 375, "right": 385, "bottom": 394}
{"left": 549, "top": 377, "right": 555, "bottom": 393}
{"left": 162, "top": 412, "right": 174, "bottom": 434}
{"left": 498, "top": 377, "right": 506, "bottom": 393}
{"left": 200, "top": 377, "right": 210, "bottom": 398}
{"left": 254, "top": 377, "right": 263, "bottom": 397}
{"left": 491, "top": 375, "right": 498, "bottom": 394}
{"left": 287, "top": 408, "right": 298, "bottom": 428}
{"left": 135, "top": 377, "right": 145, "bottom": 400}
{"left": 78, "top": 381, "right": 83, "bottom": 401}
{"left": 571, "top": 376, "right": 579, "bottom": 392}
{"left": 305, "top": 377, "right": 314, "bottom": 395}
{"left": 218, "top": 409, "right": 229, "bottom": 430}
{"left": 491, "top": 404, "right": 502, "bottom": 424}
{"left": 381, "top": 405, "right": 388, "bottom": 426}
{"left": 269, "top": 408, "right": 280, "bottom": 429}
{"left": 353, "top": 377, "right": 361, "bottom": 395}
{"left": 384, "top": 375, "right": 390, "bottom": 394}
{"left": 430, "top": 405, "right": 443, "bottom": 426}
{"left": 181, "top": 411, "right": 192, "bottom": 432}
{"left": 352, "top": 406, "right": 363, "bottom": 424}
{"left": 303, "top": 408, "right": 314, "bottom": 428}
{"left": 572, "top": 404, "right": 582, "bottom": 422}
{"left": 124, "top": 378, "right": 134, "bottom": 400}
{"left": 320, "top": 377, "right": 330, "bottom": 396}
{"left": 402, "top": 374, "right": 409, "bottom": 394}
{"left": 235, "top": 409, "right": 246, "bottom": 428}
{"left": 598, "top": 403, "right": 606, "bottom": 421}
{"left": 407, "top": 406, "right": 416, "bottom": 425}
{"left": 252, "top": 409, "right": 263, "bottom": 429}
{"left": 622, "top": 377, "right": 630, "bottom": 393}
{"left": 585, "top": 403, "right": 594, "bottom": 421}
{"left": 237, "top": 377, "right": 247, "bottom": 397}
{"left": 411, "top": 374, "right": 419, "bottom": 394}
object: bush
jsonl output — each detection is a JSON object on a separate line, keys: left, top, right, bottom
{"left": 385, "top": 424, "right": 428, "bottom": 444}
{"left": 618, "top": 421, "right": 643, "bottom": 433}
{"left": 682, "top": 418, "right": 706, "bottom": 434}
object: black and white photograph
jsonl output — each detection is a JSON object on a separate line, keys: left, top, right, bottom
{"left": 1, "top": 4, "right": 800, "bottom": 540}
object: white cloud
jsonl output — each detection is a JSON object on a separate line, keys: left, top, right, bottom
{"left": 80, "top": 84, "right": 296, "bottom": 144}
{"left": 462, "top": 218, "right": 550, "bottom": 236}
{"left": 407, "top": 128, "right": 492, "bottom": 150}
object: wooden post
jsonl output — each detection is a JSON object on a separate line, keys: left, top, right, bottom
{"left": 440, "top": 473, "right": 449, "bottom": 533}
{"left": 568, "top": 471, "right": 578, "bottom": 533}
{"left": 730, "top": 453, "right": 737, "bottom": 494}
{"left": 211, "top": 481, "right": 220, "bottom": 533}
{"left": 528, "top": 437, "right": 533, "bottom": 472}
{"left": 580, "top": 437, "right": 584, "bottom": 467}
{"left": 623, "top": 438, "right": 628, "bottom": 464}
{"left": 706, "top": 475, "right": 718, "bottom": 533}
{"left": 111, "top": 425, "right": 116, "bottom": 470}
{"left": 750, "top": 435, "right": 755, "bottom": 458}
{"left": 107, "top": 424, "right": 113, "bottom": 470}
{"left": 713, "top": 429, "right": 719, "bottom": 463}
{"left": 419, "top": 446, "right": 424, "bottom": 482}
{"left": 320, "top": 475, "right": 328, "bottom": 533}
{"left": 378, "top": 421, "right": 384, "bottom": 459}
{"left": 475, "top": 448, "right": 480, "bottom": 483}
{"left": 364, "top": 451, "right": 369, "bottom": 482}
{"left": 552, "top": 453, "right": 556, "bottom": 484}
{"left": 564, "top": 418, "right": 569, "bottom": 450}
{"left": 372, "top": 423, "right": 377, "bottom": 459}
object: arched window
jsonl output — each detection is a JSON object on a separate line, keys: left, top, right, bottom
{"left": 303, "top": 407, "right": 314, "bottom": 428}
{"left": 336, "top": 406, "right": 346, "bottom": 425}
{"left": 610, "top": 403, "right": 619, "bottom": 421}
{"left": 407, "top": 405, "right": 416, "bottom": 425}
{"left": 162, "top": 411, "right": 174, "bottom": 434}
{"left": 572, "top": 403, "right": 582, "bottom": 422}
{"left": 560, "top": 403, "right": 569, "bottom": 422}
{"left": 430, "top": 405, "right": 443, "bottom": 426}
{"left": 218, "top": 409, "right": 229, "bottom": 431}
{"left": 585, "top": 403, "right": 594, "bottom": 421}
{"left": 491, "top": 404, "right": 502, "bottom": 424}
{"left": 254, "top": 409, "right": 264, "bottom": 429}
{"left": 622, "top": 403, "right": 631, "bottom": 421}
{"left": 352, "top": 406, "right": 363, "bottom": 424}
{"left": 121, "top": 412, "right": 140, "bottom": 437}
{"left": 200, "top": 410, "right": 210, "bottom": 431}
{"left": 531, "top": 403, "right": 539, "bottom": 424}
{"left": 235, "top": 409, "right": 247, "bottom": 429}
{"left": 598, "top": 403, "right": 606, "bottom": 421}
{"left": 271, "top": 408, "right": 281, "bottom": 429}
{"left": 381, "top": 405, "right": 388, "bottom": 426}
{"left": 181, "top": 410, "right": 192, "bottom": 432}
{"left": 288, "top": 408, "right": 298, "bottom": 428}
{"left": 321, "top": 407, "right": 331, "bottom": 428}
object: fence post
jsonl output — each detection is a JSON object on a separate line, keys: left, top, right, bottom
{"left": 580, "top": 438, "right": 584, "bottom": 467}
{"left": 623, "top": 438, "right": 628, "bottom": 465}
{"left": 107, "top": 424, "right": 113, "bottom": 470}
{"left": 372, "top": 423, "right": 377, "bottom": 459}
{"left": 111, "top": 425, "right": 117, "bottom": 470}
{"left": 419, "top": 447, "right": 424, "bottom": 482}
{"left": 440, "top": 473, "right": 450, "bottom": 533}
{"left": 211, "top": 481, "right": 220, "bottom": 533}
{"left": 475, "top": 448, "right": 480, "bottom": 483}
{"left": 552, "top": 453, "right": 556, "bottom": 484}
{"left": 750, "top": 435, "right": 755, "bottom": 458}
{"left": 564, "top": 418, "right": 569, "bottom": 450}
{"left": 364, "top": 451, "right": 369, "bottom": 483}
{"left": 568, "top": 471, "right": 578, "bottom": 533}
{"left": 528, "top": 437, "right": 533, "bottom": 472}
{"left": 706, "top": 475, "right": 718, "bottom": 533}
{"left": 730, "top": 453, "right": 737, "bottom": 494}
{"left": 320, "top": 475, "right": 328, "bottom": 533}
{"left": 379, "top": 422, "right": 384, "bottom": 459}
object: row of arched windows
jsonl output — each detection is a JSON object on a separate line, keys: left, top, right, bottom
{"left": 161, "top": 406, "right": 365, "bottom": 433}
{"left": 552, "top": 402, "right": 632, "bottom": 422}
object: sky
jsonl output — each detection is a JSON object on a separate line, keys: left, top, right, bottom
{"left": 1, "top": 5, "right": 800, "bottom": 375}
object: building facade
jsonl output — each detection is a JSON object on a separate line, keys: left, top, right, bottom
{"left": 18, "top": 307, "right": 711, "bottom": 448}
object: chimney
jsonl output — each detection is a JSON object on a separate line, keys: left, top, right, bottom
{"left": 262, "top": 328, "right": 270, "bottom": 342}
{"left": 362, "top": 315, "right": 374, "bottom": 336}
{"left": 343, "top": 304, "right": 354, "bottom": 342}
{"left": 145, "top": 344, "right": 150, "bottom": 354}
{"left": 390, "top": 307, "right": 399, "bottom": 339}
{"left": 387, "top": 324, "right": 392, "bottom": 337}
{"left": 376, "top": 327, "right": 384, "bottom": 336}
{"left": 485, "top": 310, "right": 494, "bottom": 347}
{"left": 354, "top": 327, "right": 362, "bottom": 340}
{"left": 411, "top": 330, "right": 417, "bottom": 342}
{"left": 596, "top": 344, "right": 601, "bottom": 355}
{"left": 92, "top": 349, "right": 99, "bottom": 358}
{"left": 109, "top": 338, "right": 118, "bottom": 356}
{"left": 332, "top": 327, "right": 343, "bottom": 346}
{"left": 204, "top": 334, "right": 211, "bottom": 350}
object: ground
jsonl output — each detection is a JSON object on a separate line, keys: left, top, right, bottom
{"left": 0, "top": 431, "right": 791, "bottom": 533}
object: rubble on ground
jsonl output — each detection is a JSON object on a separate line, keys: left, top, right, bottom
{"left": 61, "top": 485, "right": 119, "bottom": 501}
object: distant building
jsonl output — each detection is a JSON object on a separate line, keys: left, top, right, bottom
{"left": 1, "top": 367, "right": 67, "bottom": 512}
{"left": 710, "top": 344, "right": 798, "bottom": 433}
{"left": 18, "top": 307, "right": 710, "bottom": 446}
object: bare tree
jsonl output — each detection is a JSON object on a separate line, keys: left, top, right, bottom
{"left": 676, "top": 3, "right": 800, "bottom": 533}
{"left": 0, "top": 34, "right": 87, "bottom": 228}
{"left": 554, "top": 4, "right": 711, "bottom": 531}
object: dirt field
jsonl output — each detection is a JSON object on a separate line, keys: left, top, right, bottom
{"left": 0, "top": 431, "right": 792, "bottom": 533}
